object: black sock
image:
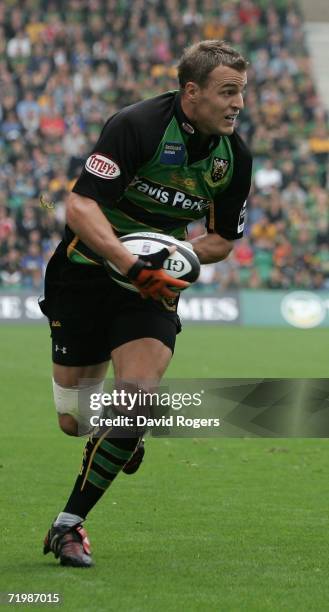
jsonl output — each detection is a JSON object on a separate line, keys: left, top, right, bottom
{"left": 64, "top": 431, "right": 139, "bottom": 519}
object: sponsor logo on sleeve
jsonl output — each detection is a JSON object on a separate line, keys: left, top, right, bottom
{"left": 237, "top": 200, "right": 247, "bottom": 233}
{"left": 85, "top": 153, "right": 121, "bottom": 179}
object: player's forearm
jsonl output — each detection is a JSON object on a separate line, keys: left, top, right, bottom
{"left": 191, "top": 233, "right": 233, "bottom": 264}
{"left": 66, "top": 193, "right": 137, "bottom": 274}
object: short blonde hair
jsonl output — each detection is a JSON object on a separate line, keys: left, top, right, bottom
{"left": 177, "top": 40, "right": 248, "bottom": 88}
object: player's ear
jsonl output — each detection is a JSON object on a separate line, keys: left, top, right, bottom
{"left": 184, "top": 81, "right": 200, "bottom": 102}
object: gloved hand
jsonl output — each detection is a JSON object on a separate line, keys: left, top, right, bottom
{"left": 127, "top": 247, "right": 189, "bottom": 300}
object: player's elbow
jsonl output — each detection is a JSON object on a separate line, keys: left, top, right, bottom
{"left": 221, "top": 239, "right": 233, "bottom": 258}
{"left": 66, "top": 192, "right": 96, "bottom": 228}
{"left": 214, "top": 236, "right": 233, "bottom": 261}
{"left": 66, "top": 193, "right": 83, "bottom": 227}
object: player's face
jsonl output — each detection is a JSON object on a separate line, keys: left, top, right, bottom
{"left": 190, "top": 66, "right": 247, "bottom": 136}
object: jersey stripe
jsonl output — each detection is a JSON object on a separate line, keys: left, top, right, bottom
{"left": 208, "top": 202, "right": 215, "bottom": 232}
{"left": 116, "top": 197, "right": 194, "bottom": 228}
{"left": 67, "top": 234, "right": 102, "bottom": 265}
{"left": 103, "top": 206, "right": 187, "bottom": 238}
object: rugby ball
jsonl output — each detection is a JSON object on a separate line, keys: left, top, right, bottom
{"left": 106, "top": 232, "right": 200, "bottom": 292}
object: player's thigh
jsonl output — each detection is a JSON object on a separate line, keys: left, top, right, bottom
{"left": 42, "top": 248, "right": 113, "bottom": 383}
{"left": 47, "top": 287, "right": 112, "bottom": 385}
{"left": 50, "top": 321, "right": 111, "bottom": 387}
{"left": 109, "top": 299, "right": 179, "bottom": 383}
{"left": 53, "top": 361, "right": 109, "bottom": 388}
{"left": 111, "top": 338, "right": 172, "bottom": 383}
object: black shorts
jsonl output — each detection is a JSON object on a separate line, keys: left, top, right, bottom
{"left": 40, "top": 243, "right": 181, "bottom": 366}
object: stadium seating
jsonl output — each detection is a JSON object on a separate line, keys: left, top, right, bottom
{"left": 0, "top": 0, "right": 328, "bottom": 290}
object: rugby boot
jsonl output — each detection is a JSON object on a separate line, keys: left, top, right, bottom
{"left": 43, "top": 522, "right": 93, "bottom": 567}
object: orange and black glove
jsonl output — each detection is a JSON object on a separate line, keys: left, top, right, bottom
{"left": 127, "top": 248, "right": 189, "bottom": 300}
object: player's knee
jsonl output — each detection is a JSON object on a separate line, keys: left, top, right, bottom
{"left": 58, "top": 414, "right": 78, "bottom": 436}
{"left": 52, "top": 378, "right": 105, "bottom": 436}
{"left": 111, "top": 380, "right": 154, "bottom": 437}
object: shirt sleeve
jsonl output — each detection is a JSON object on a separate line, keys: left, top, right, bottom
{"left": 206, "top": 131, "right": 252, "bottom": 240}
{"left": 72, "top": 110, "right": 144, "bottom": 208}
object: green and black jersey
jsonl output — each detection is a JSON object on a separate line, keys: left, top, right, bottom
{"left": 68, "top": 90, "right": 252, "bottom": 265}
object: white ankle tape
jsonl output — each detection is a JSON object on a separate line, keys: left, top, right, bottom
{"left": 52, "top": 378, "right": 105, "bottom": 434}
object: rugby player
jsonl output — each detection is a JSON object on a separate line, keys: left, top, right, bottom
{"left": 41, "top": 40, "right": 252, "bottom": 567}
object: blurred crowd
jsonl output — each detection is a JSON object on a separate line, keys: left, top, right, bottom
{"left": 0, "top": 0, "right": 328, "bottom": 291}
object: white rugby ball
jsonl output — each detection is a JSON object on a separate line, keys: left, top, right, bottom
{"left": 106, "top": 232, "right": 200, "bottom": 292}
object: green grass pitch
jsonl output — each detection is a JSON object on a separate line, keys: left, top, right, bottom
{"left": 1, "top": 325, "right": 329, "bottom": 611}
